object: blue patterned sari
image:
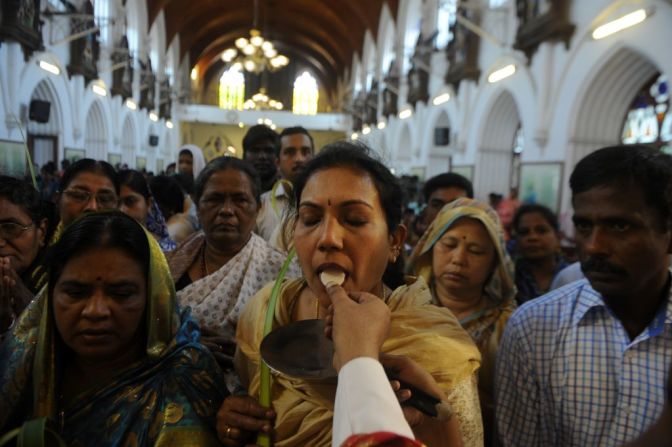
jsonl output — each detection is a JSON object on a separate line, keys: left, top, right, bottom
{"left": 0, "top": 222, "right": 226, "bottom": 446}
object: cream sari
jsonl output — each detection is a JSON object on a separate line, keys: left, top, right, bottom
{"left": 236, "top": 277, "right": 483, "bottom": 447}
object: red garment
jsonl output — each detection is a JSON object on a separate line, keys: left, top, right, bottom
{"left": 342, "top": 432, "right": 425, "bottom": 447}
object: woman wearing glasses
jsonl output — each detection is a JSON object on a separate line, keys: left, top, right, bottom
{"left": 0, "top": 176, "right": 52, "bottom": 336}
{"left": 56, "top": 158, "right": 119, "bottom": 233}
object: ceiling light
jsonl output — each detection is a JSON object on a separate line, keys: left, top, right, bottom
{"left": 244, "top": 88, "right": 283, "bottom": 111}
{"left": 592, "top": 9, "right": 647, "bottom": 40}
{"left": 149, "top": 112, "right": 158, "bottom": 122}
{"left": 257, "top": 118, "right": 264, "bottom": 124}
{"left": 224, "top": 28, "right": 289, "bottom": 74}
{"left": 92, "top": 84, "right": 107, "bottom": 96}
{"left": 38, "top": 60, "right": 60, "bottom": 75}
{"left": 166, "top": 120, "right": 174, "bottom": 129}
{"left": 263, "top": 118, "right": 272, "bottom": 126}
{"left": 270, "top": 124, "right": 277, "bottom": 130}
{"left": 488, "top": 64, "right": 516, "bottom": 83}
{"left": 227, "top": 146, "right": 236, "bottom": 153}
{"left": 222, "top": 48, "right": 237, "bottom": 62}
{"left": 377, "top": 121, "right": 386, "bottom": 130}
{"left": 190, "top": 68, "right": 197, "bottom": 80}
{"left": 351, "top": 132, "right": 359, "bottom": 140}
{"left": 362, "top": 126, "right": 371, "bottom": 135}
{"left": 238, "top": 122, "right": 245, "bottom": 128}
{"left": 399, "top": 108, "right": 412, "bottom": 119}
{"left": 125, "top": 99, "right": 137, "bottom": 110}
{"left": 432, "top": 93, "right": 451, "bottom": 106}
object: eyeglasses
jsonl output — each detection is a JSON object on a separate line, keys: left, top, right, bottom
{"left": 0, "top": 222, "right": 34, "bottom": 240}
{"left": 63, "top": 189, "right": 118, "bottom": 208}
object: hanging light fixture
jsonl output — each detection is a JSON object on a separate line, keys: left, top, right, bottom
{"left": 221, "top": 0, "right": 289, "bottom": 74}
{"left": 243, "top": 88, "right": 284, "bottom": 111}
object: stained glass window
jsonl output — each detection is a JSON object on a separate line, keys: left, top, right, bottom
{"left": 436, "top": 0, "right": 457, "bottom": 49}
{"left": 218, "top": 66, "right": 245, "bottom": 110}
{"left": 293, "top": 71, "right": 319, "bottom": 115}
{"left": 621, "top": 73, "right": 671, "bottom": 152}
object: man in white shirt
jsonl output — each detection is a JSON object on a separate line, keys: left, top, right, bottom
{"left": 256, "top": 127, "right": 314, "bottom": 248}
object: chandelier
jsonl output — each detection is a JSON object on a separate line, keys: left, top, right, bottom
{"left": 244, "top": 88, "right": 283, "bottom": 110}
{"left": 221, "top": 29, "right": 289, "bottom": 74}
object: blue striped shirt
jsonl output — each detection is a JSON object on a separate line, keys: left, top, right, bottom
{"left": 495, "top": 278, "right": 672, "bottom": 447}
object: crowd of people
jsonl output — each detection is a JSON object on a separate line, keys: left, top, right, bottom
{"left": 1, "top": 124, "right": 671, "bottom": 447}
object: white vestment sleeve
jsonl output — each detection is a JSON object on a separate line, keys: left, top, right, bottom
{"left": 332, "top": 357, "right": 415, "bottom": 447}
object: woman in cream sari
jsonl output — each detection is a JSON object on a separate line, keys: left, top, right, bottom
{"left": 0, "top": 211, "right": 226, "bottom": 446}
{"left": 219, "top": 142, "right": 482, "bottom": 447}
{"left": 409, "top": 198, "right": 517, "bottom": 445}
{"left": 167, "top": 157, "right": 301, "bottom": 370}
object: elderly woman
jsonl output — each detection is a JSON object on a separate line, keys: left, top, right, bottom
{"left": 409, "top": 197, "right": 517, "bottom": 445}
{"left": 118, "top": 169, "right": 176, "bottom": 251}
{"left": 0, "top": 212, "right": 226, "bottom": 446}
{"left": 220, "top": 142, "right": 482, "bottom": 447}
{"left": 166, "top": 157, "right": 301, "bottom": 360}
{"left": 0, "top": 176, "right": 51, "bottom": 335}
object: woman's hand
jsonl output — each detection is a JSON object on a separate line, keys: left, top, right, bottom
{"left": 199, "top": 327, "right": 236, "bottom": 369}
{"left": 216, "top": 395, "right": 275, "bottom": 446}
{"left": 0, "top": 257, "right": 33, "bottom": 332}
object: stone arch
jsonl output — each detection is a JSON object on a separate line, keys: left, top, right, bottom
{"left": 27, "top": 78, "right": 64, "bottom": 166}
{"left": 475, "top": 90, "right": 521, "bottom": 200}
{"left": 121, "top": 114, "right": 137, "bottom": 167}
{"left": 568, "top": 47, "right": 660, "bottom": 166}
{"left": 84, "top": 101, "right": 108, "bottom": 160}
{"left": 396, "top": 123, "right": 413, "bottom": 162}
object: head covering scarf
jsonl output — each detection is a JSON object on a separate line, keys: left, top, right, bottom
{"left": 145, "top": 195, "right": 177, "bottom": 251}
{"left": 0, "top": 213, "right": 225, "bottom": 446}
{"left": 410, "top": 197, "right": 515, "bottom": 304}
{"left": 178, "top": 144, "right": 206, "bottom": 179}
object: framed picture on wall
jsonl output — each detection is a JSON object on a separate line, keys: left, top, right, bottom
{"left": 108, "top": 153, "right": 122, "bottom": 167}
{"left": 136, "top": 157, "right": 147, "bottom": 170}
{"left": 519, "top": 162, "right": 563, "bottom": 213}
{"left": 64, "top": 148, "right": 86, "bottom": 163}
{"left": 0, "top": 139, "right": 27, "bottom": 177}
{"left": 451, "top": 165, "right": 474, "bottom": 182}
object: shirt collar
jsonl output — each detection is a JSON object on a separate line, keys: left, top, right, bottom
{"left": 572, "top": 271, "right": 672, "bottom": 330}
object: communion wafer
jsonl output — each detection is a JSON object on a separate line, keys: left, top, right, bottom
{"left": 319, "top": 270, "right": 345, "bottom": 288}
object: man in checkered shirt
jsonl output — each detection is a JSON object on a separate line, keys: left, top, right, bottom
{"left": 496, "top": 145, "right": 672, "bottom": 446}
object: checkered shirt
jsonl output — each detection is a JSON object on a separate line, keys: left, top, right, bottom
{"left": 495, "top": 278, "right": 672, "bottom": 447}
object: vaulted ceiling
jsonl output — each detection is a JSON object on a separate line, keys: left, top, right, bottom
{"left": 147, "top": 0, "right": 399, "bottom": 98}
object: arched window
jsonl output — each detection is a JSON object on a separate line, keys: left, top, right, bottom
{"left": 621, "top": 74, "right": 671, "bottom": 152}
{"left": 219, "top": 66, "right": 245, "bottom": 110}
{"left": 94, "top": 0, "right": 110, "bottom": 44}
{"left": 436, "top": 0, "right": 457, "bottom": 49}
{"left": 293, "top": 71, "right": 319, "bottom": 115}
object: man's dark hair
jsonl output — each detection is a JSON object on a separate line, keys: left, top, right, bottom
{"left": 279, "top": 126, "right": 314, "bottom": 152}
{"left": 242, "top": 125, "right": 279, "bottom": 155}
{"left": 512, "top": 204, "right": 560, "bottom": 234}
{"left": 570, "top": 144, "right": 672, "bottom": 230}
{"left": 422, "top": 172, "right": 474, "bottom": 202}
{"left": 149, "top": 175, "right": 184, "bottom": 218}
{"left": 194, "top": 157, "right": 262, "bottom": 205}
